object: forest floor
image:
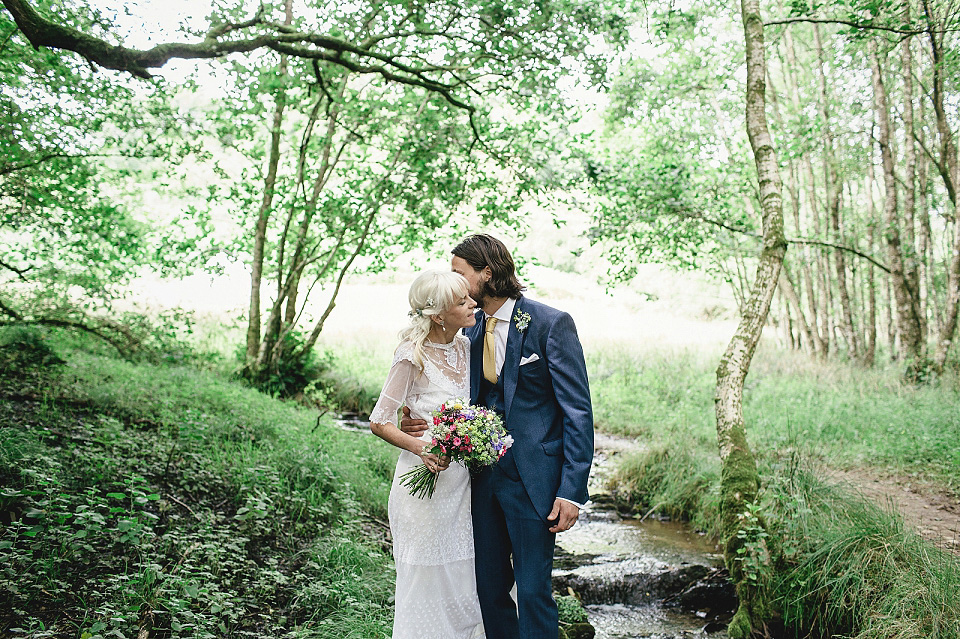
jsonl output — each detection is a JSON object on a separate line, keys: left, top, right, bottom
{"left": 828, "top": 467, "right": 960, "bottom": 554}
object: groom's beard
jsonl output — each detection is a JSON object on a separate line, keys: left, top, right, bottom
{"left": 474, "top": 279, "right": 498, "bottom": 309}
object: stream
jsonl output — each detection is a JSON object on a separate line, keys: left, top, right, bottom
{"left": 554, "top": 433, "right": 734, "bottom": 638}
{"left": 337, "top": 417, "right": 736, "bottom": 638}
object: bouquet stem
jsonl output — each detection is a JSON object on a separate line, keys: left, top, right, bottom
{"left": 398, "top": 464, "right": 438, "bottom": 498}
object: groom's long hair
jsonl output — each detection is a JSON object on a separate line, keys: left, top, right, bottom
{"left": 452, "top": 234, "right": 525, "bottom": 300}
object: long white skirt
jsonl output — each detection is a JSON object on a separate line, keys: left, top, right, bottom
{"left": 388, "top": 450, "right": 485, "bottom": 639}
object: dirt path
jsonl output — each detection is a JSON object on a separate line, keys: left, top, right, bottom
{"left": 826, "top": 468, "right": 960, "bottom": 554}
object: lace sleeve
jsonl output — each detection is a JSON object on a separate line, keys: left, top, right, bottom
{"left": 369, "top": 344, "right": 419, "bottom": 426}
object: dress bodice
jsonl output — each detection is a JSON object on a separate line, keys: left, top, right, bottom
{"left": 369, "top": 334, "right": 471, "bottom": 428}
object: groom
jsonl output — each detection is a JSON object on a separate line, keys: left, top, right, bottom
{"left": 403, "top": 234, "right": 594, "bottom": 639}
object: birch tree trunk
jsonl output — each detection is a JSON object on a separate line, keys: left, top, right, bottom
{"left": 813, "top": 25, "right": 858, "bottom": 357}
{"left": 716, "top": 1, "right": 786, "bottom": 634}
{"left": 916, "top": 97, "right": 936, "bottom": 333}
{"left": 864, "top": 146, "right": 879, "bottom": 366}
{"left": 778, "top": 27, "right": 827, "bottom": 357}
{"left": 924, "top": 1, "right": 960, "bottom": 374}
{"left": 900, "top": 24, "right": 925, "bottom": 342}
{"left": 780, "top": 269, "right": 815, "bottom": 352}
{"left": 869, "top": 41, "right": 925, "bottom": 366}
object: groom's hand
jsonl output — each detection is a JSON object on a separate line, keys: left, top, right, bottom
{"left": 547, "top": 499, "right": 579, "bottom": 533}
{"left": 399, "top": 406, "right": 429, "bottom": 438}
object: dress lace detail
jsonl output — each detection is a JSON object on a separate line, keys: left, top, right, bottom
{"left": 369, "top": 335, "right": 469, "bottom": 426}
{"left": 369, "top": 333, "right": 484, "bottom": 639}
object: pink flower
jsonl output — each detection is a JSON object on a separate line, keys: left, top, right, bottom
{"left": 453, "top": 437, "right": 461, "bottom": 446}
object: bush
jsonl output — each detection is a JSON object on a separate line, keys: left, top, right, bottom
{"left": 0, "top": 346, "right": 397, "bottom": 638}
{"left": 240, "top": 331, "right": 336, "bottom": 399}
{"left": 0, "top": 326, "right": 66, "bottom": 377}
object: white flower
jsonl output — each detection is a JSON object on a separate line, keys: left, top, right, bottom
{"left": 513, "top": 310, "right": 531, "bottom": 333}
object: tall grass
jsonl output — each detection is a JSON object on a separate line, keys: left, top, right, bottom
{"left": 591, "top": 344, "right": 960, "bottom": 495}
{"left": 601, "top": 342, "right": 960, "bottom": 638}
{"left": 771, "top": 467, "right": 960, "bottom": 639}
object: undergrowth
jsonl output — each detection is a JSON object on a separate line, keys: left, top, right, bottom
{"left": 0, "top": 331, "right": 397, "bottom": 638}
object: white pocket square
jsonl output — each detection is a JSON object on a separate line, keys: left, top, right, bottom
{"left": 519, "top": 353, "right": 540, "bottom": 366}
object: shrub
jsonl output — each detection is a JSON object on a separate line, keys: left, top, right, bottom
{"left": 0, "top": 326, "right": 66, "bottom": 377}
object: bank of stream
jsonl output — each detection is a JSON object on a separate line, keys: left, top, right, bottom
{"left": 339, "top": 417, "right": 737, "bottom": 638}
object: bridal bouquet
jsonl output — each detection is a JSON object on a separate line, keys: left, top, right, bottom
{"left": 399, "top": 398, "right": 513, "bottom": 498}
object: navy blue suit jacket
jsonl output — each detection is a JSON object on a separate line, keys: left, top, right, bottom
{"left": 466, "top": 295, "right": 593, "bottom": 520}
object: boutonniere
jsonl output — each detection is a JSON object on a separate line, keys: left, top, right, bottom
{"left": 513, "top": 310, "right": 531, "bottom": 333}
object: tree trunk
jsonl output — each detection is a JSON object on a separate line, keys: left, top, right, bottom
{"left": 864, "top": 145, "right": 879, "bottom": 366}
{"left": 771, "top": 66, "right": 826, "bottom": 357}
{"left": 916, "top": 96, "right": 935, "bottom": 334}
{"left": 818, "top": 249, "right": 833, "bottom": 355}
{"left": 244, "top": 0, "right": 293, "bottom": 370}
{"left": 886, "top": 276, "right": 897, "bottom": 360}
{"left": 779, "top": 268, "right": 814, "bottom": 352}
{"left": 869, "top": 41, "right": 925, "bottom": 365}
{"left": 780, "top": 27, "right": 830, "bottom": 357}
{"left": 717, "top": 1, "right": 787, "bottom": 635}
{"left": 900, "top": 24, "right": 925, "bottom": 342}
{"left": 924, "top": 1, "right": 960, "bottom": 374}
{"left": 813, "top": 25, "right": 857, "bottom": 357}
{"left": 257, "top": 79, "right": 347, "bottom": 374}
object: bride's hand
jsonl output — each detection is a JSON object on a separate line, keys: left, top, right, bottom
{"left": 420, "top": 449, "right": 450, "bottom": 473}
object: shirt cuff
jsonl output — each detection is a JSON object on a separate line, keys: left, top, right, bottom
{"left": 556, "top": 497, "right": 583, "bottom": 510}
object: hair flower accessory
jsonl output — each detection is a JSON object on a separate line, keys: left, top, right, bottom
{"left": 513, "top": 309, "right": 531, "bottom": 333}
{"left": 408, "top": 296, "right": 437, "bottom": 319}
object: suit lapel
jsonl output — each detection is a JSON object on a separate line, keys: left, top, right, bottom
{"left": 503, "top": 296, "right": 527, "bottom": 419}
{"left": 468, "top": 311, "right": 484, "bottom": 404}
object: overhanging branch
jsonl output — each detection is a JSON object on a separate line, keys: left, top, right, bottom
{"left": 672, "top": 208, "right": 892, "bottom": 273}
{"left": 1, "top": 0, "right": 476, "bottom": 114}
{"left": 763, "top": 16, "right": 957, "bottom": 36}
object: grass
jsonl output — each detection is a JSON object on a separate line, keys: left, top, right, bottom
{"left": 770, "top": 464, "right": 960, "bottom": 639}
{"left": 598, "top": 343, "right": 960, "bottom": 638}
{"left": 0, "top": 331, "right": 398, "bottom": 638}
{"left": 591, "top": 343, "right": 960, "bottom": 495}
{"left": 5, "top": 321, "right": 960, "bottom": 639}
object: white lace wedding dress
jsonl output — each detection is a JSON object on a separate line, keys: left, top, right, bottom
{"left": 369, "top": 335, "right": 485, "bottom": 639}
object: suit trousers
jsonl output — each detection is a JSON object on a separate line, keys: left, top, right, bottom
{"left": 472, "top": 451, "right": 558, "bottom": 639}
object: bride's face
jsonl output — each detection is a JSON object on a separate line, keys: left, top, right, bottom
{"left": 442, "top": 290, "right": 478, "bottom": 330}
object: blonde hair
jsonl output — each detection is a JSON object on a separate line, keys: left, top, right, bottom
{"left": 399, "top": 270, "right": 470, "bottom": 370}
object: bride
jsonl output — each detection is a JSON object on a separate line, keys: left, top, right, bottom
{"left": 369, "top": 270, "right": 485, "bottom": 639}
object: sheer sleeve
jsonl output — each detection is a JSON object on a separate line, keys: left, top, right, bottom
{"left": 369, "top": 343, "right": 419, "bottom": 426}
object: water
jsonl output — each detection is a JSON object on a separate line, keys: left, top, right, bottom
{"left": 585, "top": 603, "right": 726, "bottom": 638}
{"left": 336, "top": 413, "right": 371, "bottom": 433}
{"left": 553, "top": 434, "right": 731, "bottom": 638}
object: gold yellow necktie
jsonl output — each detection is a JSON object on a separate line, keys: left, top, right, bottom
{"left": 483, "top": 317, "right": 499, "bottom": 384}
